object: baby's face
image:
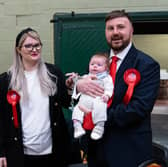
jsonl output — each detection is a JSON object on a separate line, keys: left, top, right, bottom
{"left": 89, "top": 56, "right": 108, "bottom": 74}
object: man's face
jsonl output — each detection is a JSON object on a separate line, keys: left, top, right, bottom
{"left": 105, "top": 17, "right": 133, "bottom": 54}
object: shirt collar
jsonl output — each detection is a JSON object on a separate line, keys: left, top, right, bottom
{"left": 109, "top": 42, "right": 132, "bottom": 61}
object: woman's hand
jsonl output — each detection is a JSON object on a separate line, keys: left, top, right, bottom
{"left": 76, "top": 74, "right": 104, "bottom": 97}
{"left": 65, "top": 72, "right": 78, "bottom": 89}
{"left": 0, "top": 157, "right": 7, "bottom": 167}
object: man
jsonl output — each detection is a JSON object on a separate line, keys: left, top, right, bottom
{"left": 76, "top": 10, "right": 160, "bottom": 167}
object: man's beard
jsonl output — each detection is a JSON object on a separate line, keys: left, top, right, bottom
{"left": 108, "top": 36, "right": 130, "bottom": 53}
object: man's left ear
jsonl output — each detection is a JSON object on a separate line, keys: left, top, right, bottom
{"left": 132, "top": 26, "right": 134, "bottom": 34}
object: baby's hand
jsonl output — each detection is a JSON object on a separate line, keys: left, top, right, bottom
{"left": 102, "top": 94, "right": 110, "bottom": 103}
{"left": 78, "top": 104, "right": 92, "bottom": 115}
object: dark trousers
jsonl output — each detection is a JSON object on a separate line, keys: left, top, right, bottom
{"left": 24, "top": 154, "right": 54, "bottom": 167}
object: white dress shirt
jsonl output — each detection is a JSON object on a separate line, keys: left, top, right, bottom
{"left": 109, "top": 42, "right": 132, "bottom": 71}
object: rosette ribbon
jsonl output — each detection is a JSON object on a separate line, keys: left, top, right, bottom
{"left": 7, "top": 90, "right": 20, "bottom": 128}
{"left": 123, "top": 69, "right": 141, "bottom": 104}
{"left": 83, "top": 112, "right": 94, "bottom": 130}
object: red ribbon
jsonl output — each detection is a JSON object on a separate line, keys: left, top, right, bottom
{"left": 123, "top": 69, "right": 141, "bottom": 104}
{"left": 83, "top": 112, "right": 94, "bottom": 130}
{"left": 7, "top": 90, "right": 20, "bottom": 128}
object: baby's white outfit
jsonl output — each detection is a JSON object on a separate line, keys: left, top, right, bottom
{"left": 72, "top": 71, "right": 113, "bottom": 140}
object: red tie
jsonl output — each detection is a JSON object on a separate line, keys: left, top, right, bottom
{"left": 110, "top": 56, "right": 119, "bottom": 84}
{"left": 108, "top": 56, "right": 119, "bottom": 107}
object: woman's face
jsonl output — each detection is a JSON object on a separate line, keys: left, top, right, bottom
{"left": 18, "top": 36, "right": 42, "bottom": 70}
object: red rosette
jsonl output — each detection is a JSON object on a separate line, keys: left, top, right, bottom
{"left": 7, "top": 90, "right": 20, "bottom": 128}
{"left": 123, "top": 69, "right": 141, "bottom": 104}
{"left": 83, "top": 112, "right": 94, "bottom": 130}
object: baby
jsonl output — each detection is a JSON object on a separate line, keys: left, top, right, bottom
{"left": 72, "top": 53, "right": 113, "bottom": 140}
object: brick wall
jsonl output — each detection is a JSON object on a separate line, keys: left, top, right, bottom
{"left": 0, "top": 0, "right": 168, "bottom": 72}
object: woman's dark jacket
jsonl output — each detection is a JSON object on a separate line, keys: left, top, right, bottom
{"left": 0, "top": 63, "right": 71, "bottom": 167}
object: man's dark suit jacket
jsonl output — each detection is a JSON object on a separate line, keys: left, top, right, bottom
{"left": 88, "top": 44, "right": 160, "bottom": 167}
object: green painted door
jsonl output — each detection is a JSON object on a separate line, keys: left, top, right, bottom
{"left": 52, "top": 13, "right": 108, "bottom": 76}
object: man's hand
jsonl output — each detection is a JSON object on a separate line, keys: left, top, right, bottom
{"left": 0, "top": 157, "right": 7, "bottom": 167}
{"left": 76, "top": 75, "right": 104, "bottom": 97}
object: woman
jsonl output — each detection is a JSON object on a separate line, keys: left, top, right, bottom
{"left": 0, "top": 28, "right": 71, "bottom": 167}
